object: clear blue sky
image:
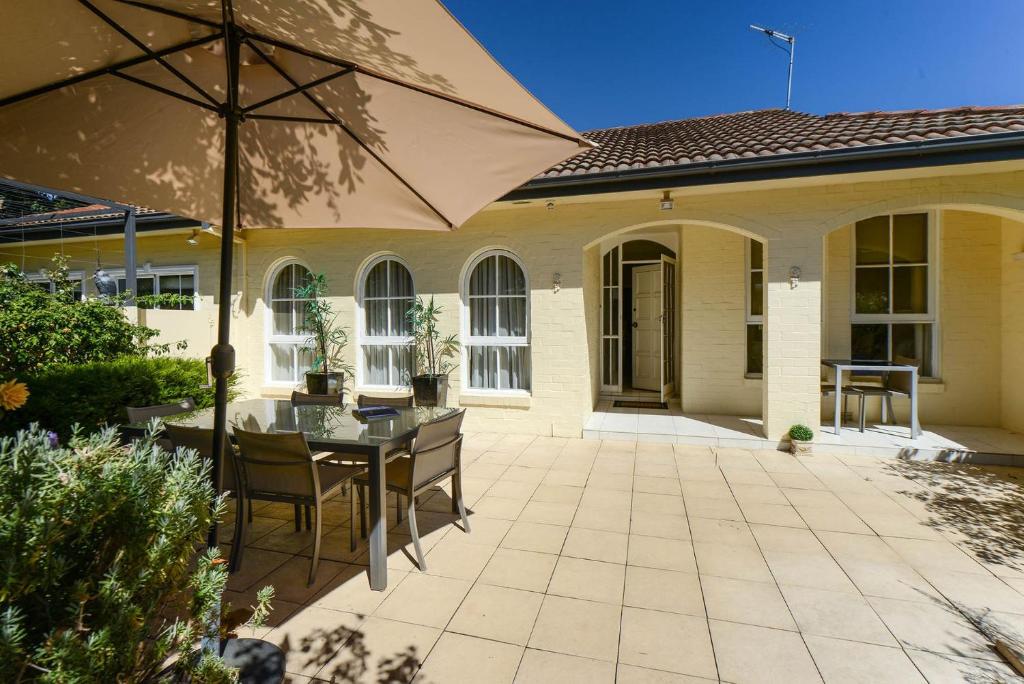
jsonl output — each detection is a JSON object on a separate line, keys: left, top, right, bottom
{"left": 445, "top": 0, "right": 1024, "bottom": 131}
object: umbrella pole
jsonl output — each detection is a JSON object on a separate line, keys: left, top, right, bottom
{"left": 208, "top": 19, "right": 241, "bottom": 554}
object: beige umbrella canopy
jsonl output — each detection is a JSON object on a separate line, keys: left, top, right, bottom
{"left": 0, "top": 0, "right": 590, "bottom": 569}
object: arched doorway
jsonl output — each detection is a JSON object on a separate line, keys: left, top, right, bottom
{"left": 599, "top": 236, "right": 677, "bottom": 401}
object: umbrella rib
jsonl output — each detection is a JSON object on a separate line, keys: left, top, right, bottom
{"left": 77, "top": 0, "right": 221, "bottom": 108}
{"left": 246, "top": 31, "right": 587, "bottom": 146}
{"left": 241, "top": 67, "right": 355, "bottom": 115}
{"left": 244, "top": 39, "right": 455, "bottom": 228}
{"left": 0, "top": 32, "right": 222, "bottom": 110}
{"left": 110, "top": 71, "right": 220, "bottom": 112}
{"left": 113, "top": 0, "right": 222, "bottom": 30}
{"left": 247, "top": 114, "right": 336, "bottom": 124}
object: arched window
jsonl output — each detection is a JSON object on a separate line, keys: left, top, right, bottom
{"left": 463, "top": 250, "right": 530, "bottom": 391}
{"left": 359, "top": 256, "right": 415, "bottom": 386}
{"left": 267, "top": 262, "right": 313, "bottom": 384}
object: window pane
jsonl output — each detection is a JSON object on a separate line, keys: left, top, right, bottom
{"left": 470, "top": 297, "right": 496, "bottom": 336}
{"left": 366, "top": 300, "right": 388, "bottom": 336}
{"left": 892, "top": 323, "right": 933, "bottom": 377}
{"left": 749, "top": 271, "right": 763, "bottom": 317}
{"left": 498, "top": 296, "right": 526, "bottom": 337}
{"left": 272, "top": 264, "right": 295, "bottom": 300}
{"left": 470, "top": 256, "right": 495, "bottom": 296}
{"left": 498, "top": 256, "right": 525, "bottom": 295}
{"left": 499, "top": 346, "right": 530, "bottom": 391}
{"left": 391, "top": 298, "right": 413, "bottom": 337}
{"left": 746, "top": 324, "right": 763, "bottom": 375}
{"left": 855, "top": 215, "right": 890, "bottom": 265}
{"left": 892, "top": 266, "right": 928, "bottom": 314}
{"left": 603, "top": 338, "right": 619, "bottom": 385}
{"left": 297, "top": 346, "right": 313, "bottom": 377}
{"left": 363, "top": 345, "right": 388, "bottom": 385}
{"left": 365, "top": 261, "right": 387, "bottom": 298}
{"left": 270, "top": 344, "right": 294, "bottom": 382}
{"left": 855, "top": 268, "right": 889, "bottom": 314}
{"left": 178, "top": 274, "right": 195, "bottom": 310}
{"left": 851, "top": 324, "right": 888, "bottom": 361}
{"left": 394, "top": 345, "right": 414, "bottom": 385}
{"left": 892, "top": 214, "right": 928, "bottom": 264}
{"left": 750, "top": 240, "right": 763, "bottom": 270}
{"left": 272, "top": 300, "right": 292, "bottom": 335}
{"left": 389, "top": 261, "right": 413, "bottom": 298}
{"left": 469, "top": 345, "right": 497, "bottom": 389}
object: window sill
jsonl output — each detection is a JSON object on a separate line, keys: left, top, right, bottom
{"left": 458, "top": 392, "right": 532, "bottom": 409}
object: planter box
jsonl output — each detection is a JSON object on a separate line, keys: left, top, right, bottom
{"left": 412, "top": 374, "right": 448, "bottom": 407}
{"left": 305, "top": 371, "right": 344, "bottom": 402}
{"left": 790, "top": 438, "right": 812, "bottom": 455}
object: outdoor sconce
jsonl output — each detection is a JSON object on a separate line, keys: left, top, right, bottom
{"left": 789, "top": 266, "right": 801, "bottom": 289}
{"left": 546, "top": 200, "right": 555, "bottom": 211}
{"left": 553, "top": 272, "right": 561, "bottom": 293}
{"left": 659, "top": 191, "right": 674, "bottom": 211}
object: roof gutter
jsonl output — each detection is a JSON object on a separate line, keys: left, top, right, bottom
{"left": 502, "top": 131, "right": 1024, "bottom": 201}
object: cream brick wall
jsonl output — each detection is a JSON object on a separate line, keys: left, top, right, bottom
{"left": 680, "top": 225, "right": 761, "bottom": 415}
{"left": 1003, "top": 218, "right": 1024, "bottom": 433}
{"left": 16, "top": 164, "right": 1024, "bottom": 438}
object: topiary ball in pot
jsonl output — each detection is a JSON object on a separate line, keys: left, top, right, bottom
{"left": 788, "top": 424, "right": 814, "bottom": 455}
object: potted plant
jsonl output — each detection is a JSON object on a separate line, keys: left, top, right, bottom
{"left": 295, "top": 273, "right": 353, "bottom": 398}
{"left": 788, "top": 424, "right": 814, "bottom": 455}
{"left": 407, "top": 296, "right": 459, "bottom": 407}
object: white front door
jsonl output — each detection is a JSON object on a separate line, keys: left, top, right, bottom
{"left": 632, "top": 264, "right": 661, "bottom": 391}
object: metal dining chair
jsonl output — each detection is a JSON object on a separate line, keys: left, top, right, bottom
{"left": 357, "top": 394, "right": 414, "bottom": 408}
{"left": 164, "top": 424, "right": 247, "bottom": 571}
{"left": 821, "top": 372, "right": 866, "bottom": 432}
{"left": 233, "top": 428, "right": 365, "bottom": 585}
{"left": 354, "top": 409, "right": 469, "bottom": 571}
{"left": 851, "top": 356, "right": 917, "bottom": 430}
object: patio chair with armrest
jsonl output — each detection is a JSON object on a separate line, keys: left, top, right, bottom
{"left": 125, "top": 397, "right": 197, "bottom": 451}
{"left": 849, "top": 356, "right": 918, "bottom": 430}
{"left": 233, "top": 428, "right": 365, "bottom": 585}
{"left": 821, "top": 372, "right": 866, "bottom": 432}
{"left": 354, "top": 409, "right": 469, "bottom": 571}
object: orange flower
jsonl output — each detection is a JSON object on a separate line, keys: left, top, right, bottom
{"left": 0, "top": 379, "right": 29, "bottom": 411}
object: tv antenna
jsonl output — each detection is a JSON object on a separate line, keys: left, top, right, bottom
{"left": 750, "top": 25, "right": 795, "bottom": 110}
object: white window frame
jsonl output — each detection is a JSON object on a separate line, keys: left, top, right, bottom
{"left": 264, "top": 260, "right": 313, "bottom": 387}
{"left": 745, "top": 239, "right": 764, "bottom": 378}
{"left": 108, "top": 265, "right": 200, "bottom": 310}
{"left": 356, "top": 254, "right": 415, "bottom": 390}
{"left": 26, "top": 270, "right": 86, "bottom": 301}
{"left": 849, "top": 210, "right": 940, "bottom": 378}
{"left": 460, "top": 249, "right": 531, "bottom": 396}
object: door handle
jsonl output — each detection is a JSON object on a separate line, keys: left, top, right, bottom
{"left": 632, "top": 322, "right": 638, "bottom": 328}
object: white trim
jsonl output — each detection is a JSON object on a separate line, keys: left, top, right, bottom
{"left": 355, "top": 253, "right": 415, "bottom": 390}
{"left": 263, "top": 259, "right": 313, "bottom": 387}
{"left": 848, "top": 210, "right": 941, "bottom": 377}
{"left": 460, "top": 248, "right": 532, "bottom": 394}
{"left": 744, "top": 239, "right": 764, "bottom": 378}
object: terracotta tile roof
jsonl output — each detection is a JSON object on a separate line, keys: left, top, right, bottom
{"left": 541, "top": 106, "right": 1024, "bottom": 178}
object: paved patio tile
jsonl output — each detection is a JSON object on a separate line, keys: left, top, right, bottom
{"left": 561, "top": 527, "right": 629, "bottom": 564}
{"left": 619, "top": 607, "right": 717, "bottom": 679}
{"left": 702, "top": 575, "right": 797, "bottom": 630}
{"left": 764, "top": 549, "right": 859, "bottom": 593}
{"left": 837, "top": 559, "right": 941, "bottom": 602}
{"left": 259, "top": 556, "right": 347, "bottom": 605}
{"left": 905, "top": 648, "right": 1022, "bottom": 682}
{"left": 633, "top": 475, "right": 682, "bottom": 494}
{"left": 749, "top": 523, "right": 824, "bottom": 554}
{"left": 883, "top": 537, "right": 989, "bottom": 574}
{"left": 374, "top": 573, "right": 472, "bottom": 628}
{"left": 514, "top": 649, "right": 616, "bottom": 683}
{"left": 528, "top": 595, "right": 621, "bottom": 661}
{"left": 623, "top": 566, "right": 705, "bottom": 616}
{"left": 416, "top": 632, "right": 522, "bottom": 683}
{"left": 447, "top": 583, "right": 543, "bottom": 645}
{"left": 531, "top": 483, "right": 584, "bottom": 505}
{"left": 803, "top": 635, "right": 925, "bottom": 683}
{"left": 740, "top": 502, "right": 807, "bottom": 527}
{"left": 709, "top": 620, "right": 821, "bottom": 684}
{"left": 422, "top": 538, "right": 495, "bottom": 580}
{"left": 519, "top": 500, "right": 577, "bottom": 526}
{"left": 687, "top": 518, "right": 757, "bottom": 547}
{"left": 693, "top": 542, "right": 773, "bottom": 582}
{"left": 477, "top": 548, "right": 557, "bottom": 593}
{"left": 781, "top": 585, "right": 897, "bottom": 646}
{"left": 312, "top": 566, "right": 408, "bottom": 616}
{"left": 616, "top": 664, "right": 716, "bottom": 683}
{"left": 627, "top": 536, "right": 697, "bottom": 573}
{"left": 572, "top": 504, "right": 632, "bottom": 533}
{"left": 265, "top": 606, "right": 365, "bottom": 677}
{"left": 630, "top": 510, "right": 691, "bottom": 540}
{"left": 683, "top": 496, "right": 744, "bottom": 521}
{"left": 867, "top": 596, "right": 1000, "bottom": 660}
{"left": 471, "top": 495, "right": 528, "bottom": 521}
{"left": 500, "top": 521, "right": 568, "bottom": 554}
{"left": 631, "top": 491, "right": 687, "bottom": 515}
{"left": 548, "top": 556, "right": 625, "bottom": 604}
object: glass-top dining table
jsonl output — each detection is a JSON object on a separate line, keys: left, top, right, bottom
{"left": 821, "top": 359, "right": 920, "bottom": 439}
{"left": 124, "top": 398, "right": 457, "bottom": 591}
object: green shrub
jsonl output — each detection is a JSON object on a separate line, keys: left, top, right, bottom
{"left": 789, "top": 424, "right": 814, "bottom": 441}
{"left": 0, "top": 426, "right": 231, "bottom": 681}
{"left": 0, "top": 261, "right": 161, "bottom": 376}
{"left": 0, "top": 357, "right": 238, "bottom": 439}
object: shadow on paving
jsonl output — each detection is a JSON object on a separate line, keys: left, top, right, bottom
{"left": 886, "top": 459, "right": 1024, "bottom": 571}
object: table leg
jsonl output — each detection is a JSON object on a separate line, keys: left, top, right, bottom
{"left": 834, "top": 370, "right": 842, "bottom": 436}
{"left": 367, "top": 445, "right": 388, "bottom": 591}
{"left": 910, "top": 367, "right": 920, "bottom": 439}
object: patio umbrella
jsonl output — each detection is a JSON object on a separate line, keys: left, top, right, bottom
{"left": 0, "top": 1, "right": 590, "bottom": 547}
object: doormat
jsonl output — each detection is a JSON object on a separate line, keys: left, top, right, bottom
{"left": 613, "top": 400, "right": 668, "bottom": 410}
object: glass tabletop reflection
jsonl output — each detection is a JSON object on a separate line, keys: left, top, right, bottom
{"left": 152, "top": 398, "right": 456, "bottom": 449}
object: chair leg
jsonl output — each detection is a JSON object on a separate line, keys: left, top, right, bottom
{"left": 858, "top": 395, "right": 866, "bottom": 433}
{"left": 396, "top": 494, "right": 403, "bottom": 524}
{"left": 406, "top": 496, "right": 426, "bottom": 571}
{"left": 230, "top": 493, "right": 246, "bottom": 572}
{"left": 454, "top": 472, "right": 471, "bottom": 534}
{"left": 305, "top": 505, "right": 312, "bottom": 531}
{"left": 842, "top": 394, "right": 848, "bottom": 425}
{"left": 360, "top": 485, "right": 368, "bottom": 540}
{"left": 350, "top": 481, "right": 357, "bottom": 552}
{"left": 308, "top": 505, "right": 322, "bottom": 587}
{"left": 293, "top": 504, "right": 301, "bottom": 532}
{"left": 248, "top": 500, "right": 254, "bottom": 523}
{"left": 885, "top": 396, "right": 896, "bottom": 425}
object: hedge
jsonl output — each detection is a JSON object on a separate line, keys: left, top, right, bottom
{"left": 1, "top": 357, "right": 239, "bottom": 439}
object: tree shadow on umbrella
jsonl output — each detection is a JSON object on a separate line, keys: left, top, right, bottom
{"left": 884, "top": 458, "right": 1024, "bottom": 572}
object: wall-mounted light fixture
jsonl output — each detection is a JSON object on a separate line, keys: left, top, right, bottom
{"left": 553, "top": 272, "right": 561, "bottom": 293}
{"left": 186, "top": 229, "right": 200, "bottom": 246}
{"left": 545, "top": 200, "right": 555, "bottom": 211}
{"left": 659, "top": 191, "right": 674, "bottom": 211}
{"left": 789, "top": 266, "right": 801, "bottom": 289}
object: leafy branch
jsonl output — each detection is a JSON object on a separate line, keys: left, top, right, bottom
{"left": 407, "top": 296, "right": 459, "bottom": 376}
